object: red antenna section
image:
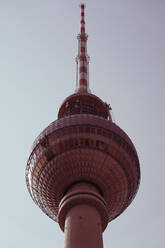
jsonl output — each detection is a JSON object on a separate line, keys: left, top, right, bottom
{"left": 76, "top": 3, "right": 90, "bottom": 93}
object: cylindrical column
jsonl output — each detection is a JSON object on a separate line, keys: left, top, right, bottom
{"left": 58, "top": 183, "right": 108, "bottom": 248}
{"left": 64, "top": 204, "right": 103, "bottom": 248}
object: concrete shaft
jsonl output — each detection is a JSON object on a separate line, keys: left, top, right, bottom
{"left": 58, "top": 183, "right": 108, "bottom": 248}
{"left": 64, "top": 204, "right": 103, "bottom": 248}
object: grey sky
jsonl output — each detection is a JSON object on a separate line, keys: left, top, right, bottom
{"left": 0, "top": 0, "right": 165, "bottom": 247}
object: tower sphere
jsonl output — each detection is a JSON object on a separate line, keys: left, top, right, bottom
{"left": 26, "top": 91, "right": 140, "bottom": 225}
{"left": 26, "top": 4, "right": 140, "bottom": 232}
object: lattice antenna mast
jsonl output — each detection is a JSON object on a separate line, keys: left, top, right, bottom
{"left": 76, "top": 4, "right": 90, "bottom": 93}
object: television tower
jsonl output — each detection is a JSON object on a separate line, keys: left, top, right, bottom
{"left": 26, "top": 4, "right": 140, "bottom": 248}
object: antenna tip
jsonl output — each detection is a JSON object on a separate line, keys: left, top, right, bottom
{"left": 80, "top": 3, "right": 85, "bottom": 9}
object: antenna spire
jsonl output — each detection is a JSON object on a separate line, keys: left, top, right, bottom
{"left": 76, "top": 4, "right": 90, "bottom": 93}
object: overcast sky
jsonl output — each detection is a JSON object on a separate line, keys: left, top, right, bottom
{"left": 0, "top": 0, "right": 165, "bottom": 247}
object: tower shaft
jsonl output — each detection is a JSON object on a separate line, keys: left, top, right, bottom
{"left": 58, "top": 183, "right": 107, "bottom": 248}
{"left": 64, "top": 205, "right": 103, "bottom": 248}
